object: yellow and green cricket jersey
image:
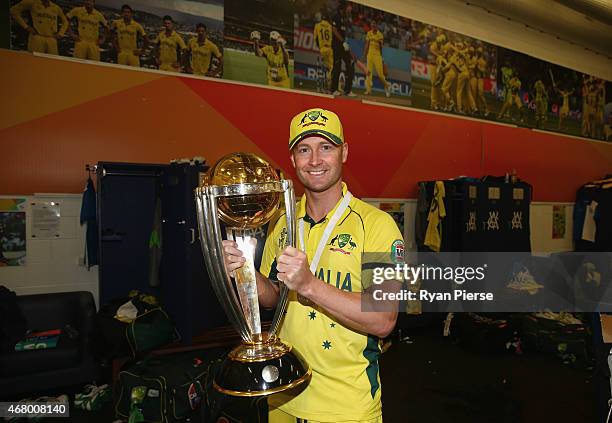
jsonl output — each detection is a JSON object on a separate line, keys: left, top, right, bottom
{"left": 11, "top": 0, "right": 68, "bottom": 37}
{"left": 261, "top": 183, "right": 404, "bottom": 421}
{"left": 155, "top": 30, "right": 187, "bottom": 65}
{"left": 261, "top": 45, "right": 288, "bottom": 81}
{"left": 366, "top": 30, "right": 383, "bottom": 57}
{"left": 188, "top": 37, "right": 221, "bottom": 75}
{"left": 112, "top": 18, "right": 145, "bottom": 52}
{"left": 67, "top": 6, "right": 107, "bottom": 42}
{"left": 314, "top": 20, "right": 333, "bottom": 50}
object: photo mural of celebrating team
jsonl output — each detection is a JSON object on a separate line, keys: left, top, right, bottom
{"left": 5, "top": 0, "right": 610, "bottom": 141}
{"left": 9, "top": 0, "right": 225, "bottom": 77}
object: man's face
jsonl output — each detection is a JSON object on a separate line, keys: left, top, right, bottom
{"left": 371, "top": 21, "right": 378, "bottom": 31}
{"left": 197, "top": 26, "right": 206, "bottom": 38}
{"left": 84, "top": 0, "right": 94, "bottom": 10}
{"left": 164, "top": 19, "right": 173, "bottom": 31}
{"left": 122, "top": 8, "right": 132, "bottom": 20}
{"left": 290, "top": 136, "right": 348, "bottom": 193}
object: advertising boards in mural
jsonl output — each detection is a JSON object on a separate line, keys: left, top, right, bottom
{"left": 294, "top": 0, "right": 412, "bottom": 107}
{"left": 223, "top": 0, "right": 293, "bottom": 87}
{"left": 9, "top": 0, "right": 225, "bottom": 77}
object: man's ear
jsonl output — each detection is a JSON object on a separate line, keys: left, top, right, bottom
{"left": 290, "top": 152, "right": 296, "bottom": 168}
{"left": 341, "top": 143, "right": 349, "bottom": 163}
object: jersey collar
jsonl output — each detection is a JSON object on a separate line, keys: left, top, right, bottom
{"left": 297, "top": 182, "right": 351, "bottom": 226}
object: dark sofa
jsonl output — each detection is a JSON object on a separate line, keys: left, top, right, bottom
{"left": 0, "top": 291, "right": 99, "bottom": 398}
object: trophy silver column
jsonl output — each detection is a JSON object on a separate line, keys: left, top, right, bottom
{"left": 194, "top": 152, "right": 310, "bottom": 397}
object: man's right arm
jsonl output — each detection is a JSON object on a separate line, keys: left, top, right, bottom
{"left": 10, "top": 0, "right": 35, "bottom": 34}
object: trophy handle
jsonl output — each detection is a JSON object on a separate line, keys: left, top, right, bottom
{"left": 269, "top": 179, "right": 296, "bottom": 337}
{"left": 195, "top": 188, "right": 252, "bottom": 342}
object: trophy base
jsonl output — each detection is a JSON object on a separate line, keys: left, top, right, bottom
{"left": 213, "top": 336, "right": 311, "bottom": 397}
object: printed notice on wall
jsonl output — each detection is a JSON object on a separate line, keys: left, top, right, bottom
{"left": 31, "top": 202, "right": 60, "bottom": 238}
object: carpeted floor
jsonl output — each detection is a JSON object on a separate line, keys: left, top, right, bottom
{"left": 8, "top": 318, "right": 601, "bottom": 422}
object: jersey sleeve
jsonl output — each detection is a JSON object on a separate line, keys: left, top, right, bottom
{"left": 98, "top": 12, "right": 108, "bottom": 28}
{"left": 56, "top": 5, "right": 69, "bottom": 36}
{"left": 66, "top": 7, "right": 77, "bottom": 19}
{"left": 259, "top": 212, "right": 285, "bottom": 280}
{"left": 212, "top": 42, "right": 221, "bottom": 58}
{"left": 361, "top": 210, "right": 404, "bottom": 289}
{"left": 10, "top": 0, "right": 34, "bottom": 30}
{"left": 137, "top": 23, "right": 145, "bottom": 36}
{"left": 176, "top": 33, "right": 187, "bottom": 49}
{"left": 261, "top": 45, "right": 271, "bottom": 59}
{"left": 153, "top": 32, "right": 160, "bottom": 44}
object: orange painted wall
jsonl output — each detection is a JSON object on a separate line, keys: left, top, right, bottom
{"left": 1, "top": 49, "right": 611, "bottom": 201}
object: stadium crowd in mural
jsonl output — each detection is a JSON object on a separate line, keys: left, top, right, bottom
{"left": 8, "top": 0, "right": 611, "bottom": 141}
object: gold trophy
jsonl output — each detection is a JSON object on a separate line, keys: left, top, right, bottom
{"left": 194, "top": 152, "right": 310, "bottom": 396}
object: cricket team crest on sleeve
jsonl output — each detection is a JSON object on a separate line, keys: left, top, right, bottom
{"left": 391, "top": 239, "right": 405, "bottom": 263}
{"left": 329, "top": 233, "right": 357, "bottom": 255}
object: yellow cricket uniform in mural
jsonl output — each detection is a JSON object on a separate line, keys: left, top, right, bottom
{"left": 155, "top": 30, "right": 187, "bottom": 72}
{"left": 261, "top": 45, "right": 290, "bottom": 88}
{"left": 112, "top": 18, "right": 145, "bottom": 67}
{"left": 66, "top": 6, "right": 108, "bottom": 61}
{"left": 11, "top": 0, "right": 68, "bottom": 55}
{"left": 314, "top": 19, "right": 333, "bottom": 82}
{"left": 474, "top": 55, "right": 488, "bottom": 114}
{"left": 429, "top": 39, "right": 444, "bottom": 109}
{"left": 364, "top": 29, "right": 389, "bottom": 95}
{"left": 263, "top": 183, "right": 403, "bottom": 422}
{"left": 188, "top": 37, "right": 221, "bottom": 76}
{"left": 534, "top": 80, "right": 548, "bottom": 124}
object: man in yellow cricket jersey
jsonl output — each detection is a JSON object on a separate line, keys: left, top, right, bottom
{"left": 454, "top": 42, "right": 475, "bottom": 114}
{"left": 223, "top": 108, "right": 403, "bottom": 422}
{"left": 252, "top": 30, "right": 290, "bottom": 88}
{"left": 473, "top": 47, "right": 489, "bottom": 116}
{"left": 534, "top": 79, "right": 548, "bottom": 129}
{"left": 154, "top": 15, "right": 187, "bottom": 72}
{"left": 497, "top": 71, "right": 525, "bottom": 122}
{"left": 66, "top": 0, "right": 108, "bottom": 61}
{"left": 186, "top": 23, "right": 222, "bottom": 77}
{"left": 363, "top": 20, "right": 390, "bottom": 97}
{"left": 111, "top": 4, "right": 147, "bottom": 67}
{"left": 553, "top": 83, "right": 573, "bottom": 130}
{"left": 441, "top": 42, "right": 458, "bottom": 112}
{"left": 429, "top": 33, "right": 446, "bottom": 110}
{"left": 11, "top": 0, "right": 68, "bottom": 55}
{"left": 313, "top": 12, "right": 333, "bottom": 91}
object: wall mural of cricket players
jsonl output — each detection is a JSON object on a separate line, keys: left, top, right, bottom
{"left": 412, "top": 24, "right": 498, "bottom": 119}
{"left": 9, "top": 0, "right": 225, "bottom": 78}
{"left": 294, "top": 0, "right": 413, "bottom": 107}
{"left": 496, "top": 48, "right": 608, "bottom": 140}
{"left": 223, "top": 0, "right": 293, "bottom": 88}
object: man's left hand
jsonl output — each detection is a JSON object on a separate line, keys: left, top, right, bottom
{"left": 277, "top": 246, "right": 315, "bottom": 296}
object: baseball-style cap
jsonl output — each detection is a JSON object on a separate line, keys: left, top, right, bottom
{"left": 288, "top": 108, "right": 344, "bottom": 150}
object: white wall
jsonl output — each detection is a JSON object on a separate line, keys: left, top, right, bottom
{"left": 0, "top": 194, "right": 99, "bottom": 306}
{"left": 356, "top": 0, "right": 612, "bottom": 80}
